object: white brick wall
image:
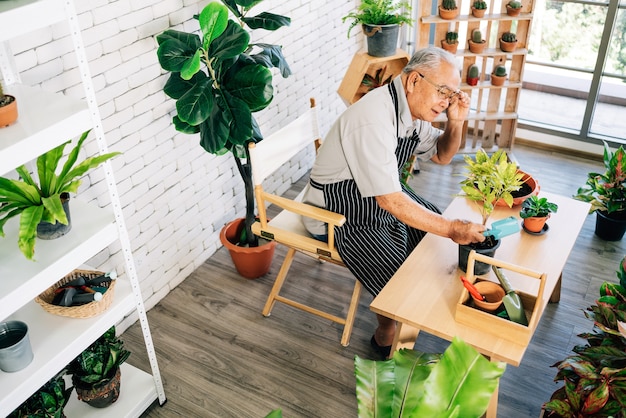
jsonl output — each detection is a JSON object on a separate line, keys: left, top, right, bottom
{"left": 7, "top": 0, "right": 365, "bottom": 323}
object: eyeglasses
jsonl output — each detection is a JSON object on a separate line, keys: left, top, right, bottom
{"left": 417, "top": 72, "right": 461, "bottom": 101}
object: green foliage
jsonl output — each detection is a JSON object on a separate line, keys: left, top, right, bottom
{"left": 9, "top": 373, "right": 72, "bottom": 418}
{"left": 0, "top": 130, "right": 120, "bottom": 260}
{"left": 354, "top": 337, "right": 506, "bottom": 418}
{"left": 574, "top": 141, "right": 626, "bottom": 214}
{"left": 264, "top": 410, "right": 282, "bottom": 418}
{"left": 473, "top": 0, "right": 487, "bottom": 10}
{"left": 519, "top": 195, "right": 558, "bottom": 218}
{"left": 361, "top": 67, "right": 394, "bottom": 91}
{"left": 342, "top": 0, "right": 412, "bottom": 38}
{"left": 458, "top": 149, "right": 524, "bottom": 225}
{"left": 501, "top": 31, "right": 517, "bottom": 43}
{"left": 156, "top": 0, "right": 291, "bottom": 247}
{"left": 441, "top": 0, "right": 457, "bottom": 11}
{"left": 507, "top": 0, "right": 522, "bottom": 9}
{"left": 543, "top": 257, "right": 626, "bottom": 418}
{"left": 471, "top": 28, "right": 483, "bottom": 43}
{"left": 468, "top": 64, "right": 480, "bottom": 78}
{"left": 67, "top": 326, "right": 130, "bottom": 389}
{"left": 445, "top": 31, "right": 458, "bottom": 44}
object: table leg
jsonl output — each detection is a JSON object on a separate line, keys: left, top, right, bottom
{"left": 484, "top": 381, "right": 499, "bottom": 418}
{"left": 549, "top": 273, "right": 562, "bottom": 303}
{"left": 390, "top": 322, "right": 420, "bottom": 357}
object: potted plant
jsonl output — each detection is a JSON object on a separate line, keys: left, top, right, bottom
{"left": 468, "top": 27, "right": 486, "bottom": 54}
{"left": 156, "top": 1, "right": 291, "bottom": 277}
{"left": 542, "top": 256, "right": 626, "bottom": 417}
{"left": 574, "top": 141, "right": 626, "bottom": 241}
{"left": 0, "top": 81, "right": 18, "bottom": 127}
{"left": 438, "top": 0, "right": 459, "bottom": 19}
{"left": 506, "top": 0, "right": 522, "bottom": 16}
{"left": 520, "top": 195, "right": 558, "bottom": 233}
{"left": 0, "top": 129, "right": 120, "bottom": 260}
{"left": 9, "top": 372, "right": 73, "bottom": 418}
{"left": 500, "top": 31, "right": 517, "bottom": 52}
{"left": 440, "top": 30, "right": 459, "bottom": 54}
{"left": 342, "top": 0, "right": 412, "bottom": 57}
{"left": 471, "top": 0, "right": 488, "bottom": 18}
{"left": 355, "top": 337, "right": 506, "bottom": 417}
{"left": 67, "top": 326, "right": 130, "bottom": 408}
{"left": 490, "top": 64, "right": 507, "bottom": 86}
{"left": 458, "top": 149, "right": 524, "bottom": 274}
{"left": 467, "top": 63, "right": 480, "bottom": 86}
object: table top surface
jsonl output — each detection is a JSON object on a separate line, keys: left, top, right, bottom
{"left": 370, "top": 191, "right": 590, "bottom": 366}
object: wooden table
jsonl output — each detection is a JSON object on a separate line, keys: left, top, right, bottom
{"left": 369, "top": 191, "right": 590, "bottom": 417}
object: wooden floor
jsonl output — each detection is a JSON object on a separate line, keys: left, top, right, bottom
{"left": 123, "top": 143, "right": 626, "bottom": 418}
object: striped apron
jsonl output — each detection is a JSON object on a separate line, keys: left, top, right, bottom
{"left": 312, "top": 83, "right": 441, "bottom": 296}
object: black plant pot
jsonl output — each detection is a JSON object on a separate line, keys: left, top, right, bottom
{"left": 458, "top": 237, "right": 501, "bottom": 275}
{"left": 595, "top": 210, "right": 626, "bottom": 241}
{"left": 37, "top": 192, "right": 71, "bottom": 239}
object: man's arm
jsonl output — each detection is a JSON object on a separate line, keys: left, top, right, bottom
{"left": 431, "top": 91, "right": 471, "bottom": 165}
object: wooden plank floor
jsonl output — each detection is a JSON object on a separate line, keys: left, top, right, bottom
{"left": 123, "top": 143, "right": 626, "bottom": 418}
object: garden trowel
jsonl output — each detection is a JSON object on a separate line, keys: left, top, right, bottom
{"left": 492, "top": 265, "right": 528, "bottom": 326}
{"left": 483, "top": 216, "right": 520, "bottom": 240}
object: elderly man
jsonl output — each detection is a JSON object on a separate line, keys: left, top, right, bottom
{"left": 302, "top": 46, "right": 485, "bottom": 358}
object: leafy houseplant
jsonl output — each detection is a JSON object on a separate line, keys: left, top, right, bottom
{"left": 67, "top": 326, "right": 130, "bottom": 408}
{"left": 520, "top": 195, "right": 558, "bottom": 233}
{"left": 0, "top": 80, "right": 18, "bottom": 127}
{"left": 439, "top": 0, "right": 459, "bottom": 19}
{"left": 342, "top": 0, "right": 412, "bottom": 37}
{"left": 9, "top": 372, "right": 73, "bottom": 418}
{"left": 354, "top": 337, "right": 506, "bottom": 417}
{"left": 0, "top": 129, "right": 120, "bottom": 260}
{"left": 441, "top": 31, "right": 459, "bottom": 54}
{"left": 542, "top": 256, "right": 626, "bottom": 418}
{"left": 472, "top": 0, "right": 487, "bottom": 17}
{"left": 156, "top": 1, "right": 291, "bottom": 249}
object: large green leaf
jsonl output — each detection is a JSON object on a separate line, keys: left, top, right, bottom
{"left": 176, "top": 76, "right": 215, "bottom": 126}
{"left": 0, "top": 177, "right": 40, "bottom": 205}
{"left": 242, "top": 12, "right": 290, "bottom": 31}
{"left": 37, "top": 140, "right": 67, "bottom": 196}
{"left": 355, "top": 355, "right": 398, "bottom": 417}
{"left": 223, "top": 62, "right": 272, "bottom": 111}
{"left": 156, "top": 32, "right": 202, "bottom": 73}
{"left": 199, "top": 101, "right": 231, "bottom": 154}
{"left": 209, "top": 20, "right": 250, "bottom": 62}
{"left": 249, "top": 43, "right": 292, "bottom": 77}
{"left": 41, "top": 194, "right": 68, "bottom": 225}
{"left": 18, "top": 205, "right": 44, "bottom": 260}
{"left": 223, "top": 90, "right": 253, "bottom": 145}
{"left": 198, "top": 1, "right": 229, "bottom": 46}
{"left": 164, "top": 71, "right": 206, "bottom": 100}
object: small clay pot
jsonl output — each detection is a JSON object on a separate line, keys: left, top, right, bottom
{"left": 500, "top": 39, "right": 517, "bottom": 53}
{"left": 471, "top": 281, "right": 505, "bottom": 312}
{"left": 491, "top": 73, "right": 506, "bottom": 86}
{"left": 471, "top": 7, "right": 486, "bottom": 18}
{"left": 440, "top": 40, "right": 458, "bottom": 54}
{"left": 506, "top": 4, "right": 522, "bottom": 16}
{"left": 523, "top": 215, "right": 549, "bottom": 233}
{"left": 468, "top": 40, "right": 486, "bottom": 54}
{"left": 439, "top": 6, "right": 459, "bottom": 19}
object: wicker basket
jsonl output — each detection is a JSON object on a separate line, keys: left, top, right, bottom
{"left": 35, "top": 269, "right": 116, "bottom": 318}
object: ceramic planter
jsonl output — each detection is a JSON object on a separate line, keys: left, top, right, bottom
{"left": 220, "top": 218, "right": 276, "bottom": 279}
{"left": 471, "top": 7, "right": 486, "bottom": 18}
{"left": 438, "top": 6, "right": 459, "bottom": 19}
{"left": 491, "top": 73, "right": 506, "bottom": 86}
{"left": 362, "top": 24, "right": 399, "bottom": 57}
{"left": 37, "top": 192, "right": 72, "bottom": 239}
{"left": 495, "top": 170, "right": 539, "bottom": 207}
{"left": 74, "top": 367, "right": 121, "bottom": 408}
{"left": 0, "top": 320, "right": 33, "bottom": 372}
{"left": 471, "top": 281, "right": 505, "bottom": 312}
{"left": 523, "top": 215, "right": 549, "bottom": 233}
{"left": 500, "top": 39, "right": 517, "bottom": 52}
{"left": 506, "top": 5, "right": 522, "bottom": 16}
{"left": 468, "top": 40, "right": 486, "bottom": 54}
{"left": 595, "top": 210, "right": 626, "bottom": 241}
{"left": 0, "top": 95, "right": 18, "bottom": 127}
{"left": 440, "top": 40, "right": 458, "bottom": 54}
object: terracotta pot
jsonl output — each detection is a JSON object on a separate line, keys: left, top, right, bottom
{"left": 0, "top": 95, "right": 18, "bottom": 127}
{"left": 471, "top": 7, "right": 486, "bottom": 18}
{"left": 500, "top": 39, "right": 517, "bottom": 52}
{"left": 506, "top": 5, "right": 522, "bottom": 16}
{"left": 438, "top": 6, "right": 459, "bottom": 19}
{"left": 490, "top": 73, "right": 506, "bottom": 86}
{"left": 471, "top": 281, "right": 505, "bottom": 312}
{"left": 496, "top": 170, "right": 539, "bottom": 207}
{"left": 74, "top": 367, "right": 121, "bottom": 408}
{"left": 523, "top": 215, "right": 549, "bottom": 233}
{"left": 468, "top": 40, "right": 486, "bottom": 54}
{"left": 440, "top": 40, "right": 458, "bottom": 54}
{"left": 220, "top": 218, "right": 276, "bottom": 279}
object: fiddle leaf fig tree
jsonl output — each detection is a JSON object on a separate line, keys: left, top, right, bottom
{"left": 156, "top": 0, "right": 291, "bottom": 246}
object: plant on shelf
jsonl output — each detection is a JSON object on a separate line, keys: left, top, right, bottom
{"left": 467, "top": 63, "right": 480, "bottom": 86}
{"left": 439, "top": 0, "right": 459, "bottom": 19}
{"left": 342, "top": 0, "right": 412, "bottom": 37}
{"left": 542, "top": 256, "right": 626, "bottom": 417}
{"left": 468, "top": 27, "right": 486, "bottom": 54}
{"left": 574, "top": 141, "right": 626, "bottom": 240}
{"left": 355, "top": 336, "right": 506, "bottom": 417}
{"left": 441, "top": 30, "right": 459, "bottom": 54}
{"left": 520, "top": 195, "right": 558, "bottom": 233}
{"left": 156, "top": 1, "right": 291, "bottom": 250}
{"left": 500, "top": 31, "right": 518, "bottom": 52}
{"left": 361, "top": 66, "right": 394, "bottom": 93}
{"left": 471, "top": 0, "right": 488, "bottom": 17}
{"left": 9, "top": 372, "right": 73, "bottom": 418}
{"left": 0, "top": 80, "right": 18, "bottom": 127}
{"left": 0, "top": 129, "right": 120, "bottom": 260}
{"left": 67, "top": 326, "right": 130, "bottom": 408}
{"left": 506, "top": 0, "right": 522, "bottom": 16}
{"left": 490, "top": 64, "right": 507, "bottom": 86}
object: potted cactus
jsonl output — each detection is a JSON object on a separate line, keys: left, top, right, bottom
{"left": 439, "top": 0, "right": 459, "bottom": 19}
{"left": 468, "top": 27, "right": 486, "bottom": 53}
{"left": 0, "top": 81, "right": 18, "bottom": 128}
{"left": 440, "top": 30, "right": 459, "bottom": 54}
{"left": 506, "top": 0, "right": 522, "bottom": 16}
{"left": 500, "top": 31, "right": 518, "bottom": 52}
{"left": 467, "top": 64, "right": 480, "bottom": 86}
{"left": 490, "top": 64, "right": 507, "bottom": 86}
{"left": 471, "top": 0, "right": 487, "bottom": 17}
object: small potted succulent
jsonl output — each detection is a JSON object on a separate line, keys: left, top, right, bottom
{"left": 471, "top": 0, "right": 488, "bottom": 17}
{"left": 467, "top": 63, "right": 480, "bottom": 86}
{"left": 468, "top": 27, "right": 486, "bottom": 54}
{"left": 490, "top": 64, "right": 507, "bottom": 86}
{"left": 520, "top": 195, "right": 558, "bottom": 233}
{"left": 439, "top": 0, "right": 459, "bottom": 19}
{"left": 440, "top": 30, "right": 459, "bottom": 54}
{"left": 574, "top": 141, "right": 626, "bottom": 240}
{"left": 506, "top": 0, "right": 522, "bottom": 16}
{"left": 0, "top": 81, "right": 18, "bottom": 127}
{"left": 500, "top": 31, "right": 518, "bottom": 52}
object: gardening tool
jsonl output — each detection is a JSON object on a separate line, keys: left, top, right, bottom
{"left": 483, "top": 216, "right": 521, "bottom": 240}
{"left": 492, "top": 265, "right": 528, "bottom": 325}
{"left": 459, "top": 276, "right": 486, "bottom": 301}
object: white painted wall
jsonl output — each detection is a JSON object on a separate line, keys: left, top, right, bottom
{"left": 7, "top": 0, "right": 363, "bottom": 324}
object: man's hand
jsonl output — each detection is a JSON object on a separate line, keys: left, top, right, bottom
{"left": 448, "top": 219, "right": 486, "bottom": 245}
{"left": 446, "top": 91, "right": 470, "bottom": 122}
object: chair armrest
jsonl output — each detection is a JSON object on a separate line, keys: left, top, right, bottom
{"left": 262, "top": 192, "right": 346, "bottom": 227}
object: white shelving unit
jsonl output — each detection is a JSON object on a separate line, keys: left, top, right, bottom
{"left": 0, "top": 0, "right": 166, "bottom": 415}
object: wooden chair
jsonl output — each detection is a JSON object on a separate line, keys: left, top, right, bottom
{"left": 248, "top": 98, "right": 362, "bottom": 347}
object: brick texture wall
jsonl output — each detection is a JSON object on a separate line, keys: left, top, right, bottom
{"left": 8, "top": 0, "right": 363, "bottom": 322}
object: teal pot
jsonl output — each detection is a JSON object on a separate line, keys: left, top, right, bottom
{"left": 458, "top": 237, "right": 501, "bottom": 275}
{"left": 0, "top": 320, "right": 34, "bottom": 372}
{"left": 595, "top": 210, "right": 626, "bottom": 241}
{"left": 37, "top": 192, "right": 71, "bottom": 239}
{"left": 362, "top": 23, "right": 399, "bottom": 57}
